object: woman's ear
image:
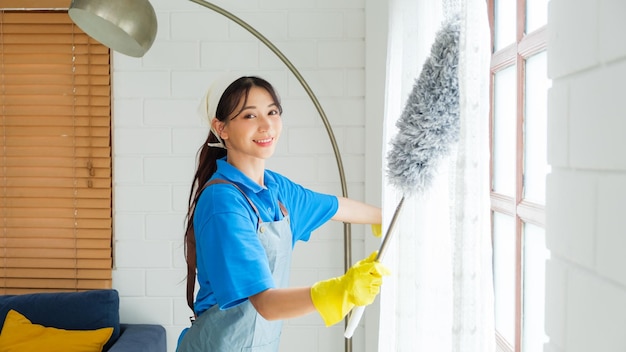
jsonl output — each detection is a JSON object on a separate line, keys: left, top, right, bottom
{"left": 211, "top": 118, "right": 227, "bottom": 140}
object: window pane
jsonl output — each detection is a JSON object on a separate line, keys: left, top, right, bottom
{"left": 522, "top": 223, "right": 550, "bottom": 352}
{"left": 524, "top": 51, "right": 550, "bottom": 204}
{"left": 493, "top": 65, "right": 517, "bottom": 196}
{"left": 495, "top": 0, "right": 516, "bottom": 50}
{"left": 493, "top": 212, "right": 516, "bottom": 344}
{"left": 526, "top": 0, "right": 548, "bottom": 33}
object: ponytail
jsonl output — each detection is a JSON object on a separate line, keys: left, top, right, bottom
{"left": 183, "top": 133, "right": 226, "bottom": 312}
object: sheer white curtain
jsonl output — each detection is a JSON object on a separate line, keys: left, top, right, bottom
{"left": 377, "top": 0, "right": 494, "bottom": 351}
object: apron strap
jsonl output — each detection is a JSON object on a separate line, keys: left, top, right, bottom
{"left": 185, "top": 179, "right": 268, "bottom": 314}
{"left": 210, "top": 179, "right": 264, "bottom": 222}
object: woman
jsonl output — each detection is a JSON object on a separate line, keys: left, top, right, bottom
{"left": 177, "top": 75, "right": 389, "bottom": 351}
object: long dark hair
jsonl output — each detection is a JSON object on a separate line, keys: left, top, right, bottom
{"left": 183, "top": 76, "right": 282, "bottom": 310}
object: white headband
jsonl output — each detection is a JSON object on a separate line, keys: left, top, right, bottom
{"left": 198, "top": 73, "right": 244, "bottom": 149}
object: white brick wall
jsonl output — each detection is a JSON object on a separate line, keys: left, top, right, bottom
{"left": 110, "top": 0, "right": 382, "bottom": 351}
{"left": 546, "top": 0, "right": 626, "bottom": 351}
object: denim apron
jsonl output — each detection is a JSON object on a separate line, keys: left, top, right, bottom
{"left": 177, "top": 180, "right": 292, "bottom": 352}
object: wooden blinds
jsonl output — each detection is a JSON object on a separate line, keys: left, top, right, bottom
{"left": 0, "top": 11, "right": 113, "bottom": 293}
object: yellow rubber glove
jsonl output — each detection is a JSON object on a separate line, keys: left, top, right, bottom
{"left": 310, "top": 251, "right": 391, "bottom": 326}
{"left": 371, "top": 224, "right": 382, "bottom": 238}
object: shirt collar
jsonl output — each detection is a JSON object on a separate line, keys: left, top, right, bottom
{"left": 213, "top": 158, "right": 277, "bottom": 194}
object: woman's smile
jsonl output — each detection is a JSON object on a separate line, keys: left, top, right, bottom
{"left": 254, "top": 137, "right": 275, "bottom": 146}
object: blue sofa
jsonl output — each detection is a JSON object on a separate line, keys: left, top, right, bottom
{"left": 0, "top": 289, "right": 166, "bottom": 352}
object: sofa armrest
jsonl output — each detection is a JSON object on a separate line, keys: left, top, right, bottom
{"left": 107, "top": 324, "right": 166, "bottom": 352}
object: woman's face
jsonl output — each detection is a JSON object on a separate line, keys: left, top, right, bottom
{"left": 216, "top": 86, "right": 282, "bottom": 163}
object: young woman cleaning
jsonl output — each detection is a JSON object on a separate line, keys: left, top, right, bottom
{"left": 176, "top": 75, "right": 389, "bottom": 352}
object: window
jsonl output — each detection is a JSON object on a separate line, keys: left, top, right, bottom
{"left": 0, "top": 6, "right": 112, "bottom": 293}
{"left": 488, "top": 1, "right": 550, "bottom": 351}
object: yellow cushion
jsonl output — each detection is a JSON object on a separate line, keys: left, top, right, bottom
{"left": 0, "top": 309, "right": 113, "bottom": 352}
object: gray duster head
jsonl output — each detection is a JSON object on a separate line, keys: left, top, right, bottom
{"left": 386, "top": 17, "right": 461, "bottom": 196}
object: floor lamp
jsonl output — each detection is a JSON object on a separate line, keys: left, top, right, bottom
{"left": 68, "top": 0, "right": 354, "bottom": 350}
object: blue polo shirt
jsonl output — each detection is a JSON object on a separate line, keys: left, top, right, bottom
{"left": 193, "top": 159, "right": 338, "bottom": 315}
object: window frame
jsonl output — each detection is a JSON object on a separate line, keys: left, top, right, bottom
{"left": 487, "top": 1, "right": 548, "bottom": 351}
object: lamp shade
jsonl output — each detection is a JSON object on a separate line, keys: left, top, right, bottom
{"left": 68, "top": 0, "right": 157, "bottom": 57}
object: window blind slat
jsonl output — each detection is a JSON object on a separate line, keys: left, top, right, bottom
{"left": 4, "top": 138, "right": 111, "bottom": 148}
{"left": 3, "top": 278, "right": 112, "bottom": 292}
{"left": 2, "top": 228, "right": 111, "bottom": 239}
{"left": 3, "top": 219, "right": 112, "bottom": 232}
{"left": 3, "top": 198, "right": 111, "bottom": 210}
{"left": 2, "top": 107, "right": 111, "bottom": 118}
{"left": 4, "top": 268, "right": 112, "bottom": 280}
{"left": 2, "top": 72, "right": 109, "bottom": 84}
{"left": 4, "top": 238, "right": 112, "bottom": 249}
{"left": 2, "top": 156, "right": 110, "bottom": 168}
{"left": 1, "top": 1, "right": 71, "bottom": 10}
{"left": 1, "top": 11, "right": 72, "bottom": 24}
{"left": 1, "top": 116, "right": 110, "bottom": 127}
{"left": 5, "top": 258, "right": 112, "bottom": 269}
{"left": 1, "top": 179, "right": 112, "bottom": 191}
{"left": 1, "top": 87, "right": 110, "bottom": 97}
{"left": 3, "top": 248, "right": 112, "bottom": 259}
{"left": 4, "top": 208, "right": 112, "bottom": 220}
{"left": 3, "top": 187, "right": 112, "bottom": 199}
{"left": 2, "top": 44, "right": 107, "bottom": 56}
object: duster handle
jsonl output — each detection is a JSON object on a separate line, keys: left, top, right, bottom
{"left": 344, "top": 196, "right": 406, "bottom": 338}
